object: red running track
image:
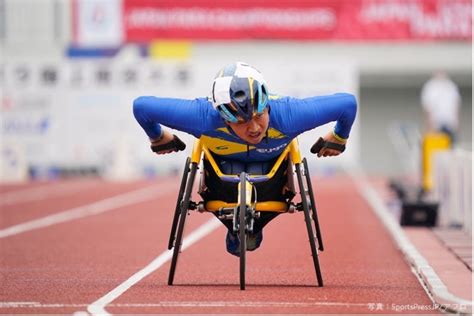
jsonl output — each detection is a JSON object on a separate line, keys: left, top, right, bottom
{"left": 0, "top": 176, "right": 438, "bottom": 314}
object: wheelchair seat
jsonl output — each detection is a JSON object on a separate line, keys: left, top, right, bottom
{"left": 212, "top": 156, "right": 275, "bottom": 175}
{"left": 199, "top": 154, "right": 294, "bottom": 205}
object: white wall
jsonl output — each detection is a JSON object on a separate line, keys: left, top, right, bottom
{"left": 1, "top": 0, "right": 70, "bottom": 59}
{"left": 1, "top": 57, "right": 359, "bottom": 179}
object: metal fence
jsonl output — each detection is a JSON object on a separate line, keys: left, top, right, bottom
{"left": 433, "top": 149, "right": 472, "bottom": 235}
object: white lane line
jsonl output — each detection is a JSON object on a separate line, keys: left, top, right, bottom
{"left": 111, "top": 301, "right": 370, "bottom": 307}
{"left": 346, "top": 166, "right": 472, "bottom": 314}
{"left": 1, "top": 301, "right": 370, "bottom": 308}
{"left": 0, "top": 302, "right": 42, "bottom": 307}
{"left": 0, "top": 184, "right": 174, "bottom": 239}
{"left": 0, "top": 302, "right": 88, "bottom": 308}
{"left": 87, "top": 217, "right": 222, "bottom": 316}
{"left": 0, "top": 181, "right": 94, "bottom": 206}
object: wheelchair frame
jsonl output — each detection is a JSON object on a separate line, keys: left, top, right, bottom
{"left": 167, "top": 138, "right": 324, "bottom": 290}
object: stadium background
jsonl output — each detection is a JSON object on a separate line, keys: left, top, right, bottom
{"left": 0, "top": 0, "right": 471, "bottom": 180}
{"left": 0, "top": 1, "right": 472, "bottom": 314}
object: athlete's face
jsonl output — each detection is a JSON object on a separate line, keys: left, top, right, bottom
{"left": 226, "top": 108, "right": 269, "bottom": 145}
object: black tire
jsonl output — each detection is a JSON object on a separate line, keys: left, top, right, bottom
{"left": 296, "top": 163, "right": 323, "bottom": 287}
{"left": 303, "top": 158, "right": 324, "bottom": 251}
{"left": 168, "top": 157, "right": 191, "bottom": 250}
{"left": 239, "top": 172, "right": 247, "bottom": 290}
{"left": 168, "top": 162, "right": 198, "bottom": 286}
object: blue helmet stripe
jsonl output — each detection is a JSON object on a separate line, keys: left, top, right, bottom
{"left": 257, "top": 82, "right": 268, "bottom": 113}
{"left": 218, "top": 105, "right": 238, "bottom": 123}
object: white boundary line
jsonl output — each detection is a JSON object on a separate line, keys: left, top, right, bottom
{"left": 2, "top": 300, "right": 370, "bottom": 308}
{"left": 346, "top": 166, "right": 472, "bottom": 314}
{"left": 0, "top": 184, "right": 174, "bottom": 239}
{"left": 87, "top": 217, "right": 222, "bottom": 315}
{"left": 0, "top": 181, "right": 94, "bottom": 206}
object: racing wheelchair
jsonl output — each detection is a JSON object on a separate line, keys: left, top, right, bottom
{"left": 164, "top": 136, "right": 338, "bottom": 290}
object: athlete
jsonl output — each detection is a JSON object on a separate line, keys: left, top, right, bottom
{"left": 133, "top": 62, "right": 357, "bottom": 256}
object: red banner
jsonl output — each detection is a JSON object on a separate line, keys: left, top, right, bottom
{"left": 123, "top": 0, "right": 472, "bottom": 41}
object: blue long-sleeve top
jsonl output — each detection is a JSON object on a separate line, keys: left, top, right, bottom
{"left": 133, "top": 93, "right": 357, "bottom": 162}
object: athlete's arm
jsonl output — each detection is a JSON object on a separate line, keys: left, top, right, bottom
{"left": 275, "top": 93, "right": 357, "bottom": 140}
{"left": 133, "top": 96, "right": 215, "bottom": 140}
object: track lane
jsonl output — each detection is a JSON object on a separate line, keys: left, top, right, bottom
{"left": 0, "top": 181, "right": 52, "bottom": 194}
{"left": 0, "top": 176, "right": 439, "bottom": 314}
{"left": 105, "top": 176, "right": 437, "bottom": 314}
{"left": 0, "top": 178, "right": 215, "bottom": 314}
{"left": 0, "top": 179, "right": 171, "bottom": 229}
{"left": 0, "top": 180, "right": 97, "bottom": 207}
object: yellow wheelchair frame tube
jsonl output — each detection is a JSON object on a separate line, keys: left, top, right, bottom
{"left": 190, "top": 138, "right": 302, "bottom": 213}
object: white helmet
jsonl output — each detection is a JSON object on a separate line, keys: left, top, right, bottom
{"left": 211, "top": 62, "right": 269, "bottom": 123}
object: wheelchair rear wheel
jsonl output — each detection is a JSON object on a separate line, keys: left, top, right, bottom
{"left": 168, "top": 161, "right": 198, "bottom": 286}
{"left": 295, "top": 162, "right": 324, "bottom": 287}
{"left": 168, "top": 157, "right": 191, "bottom": 250}
{"left": 303, "top": 158, "right": 324, "bottom": 251}
{"left": 239, "top": 172, "right": 247, "bottom": 290}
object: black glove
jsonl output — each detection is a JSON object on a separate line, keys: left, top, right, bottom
{"left": 150, "top": 134, "right": 186, "bottom": 153}
{"left": 310, "top": 137, "right": 346, "bottom": 154}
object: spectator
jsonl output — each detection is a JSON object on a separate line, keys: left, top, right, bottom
{"left": 420, "top": 71, "right": 462, "bottom": 144}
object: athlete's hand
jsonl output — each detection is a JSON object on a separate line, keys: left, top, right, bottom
{"left": 150, "top": 130, "right": 175, "bottom": 155}
{"left": 317, "top": 131, "right": 347, "bottom": 158}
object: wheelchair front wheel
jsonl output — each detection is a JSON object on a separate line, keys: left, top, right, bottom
{"left": 239, "top": 172, "right": 247, "bottom": 290}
